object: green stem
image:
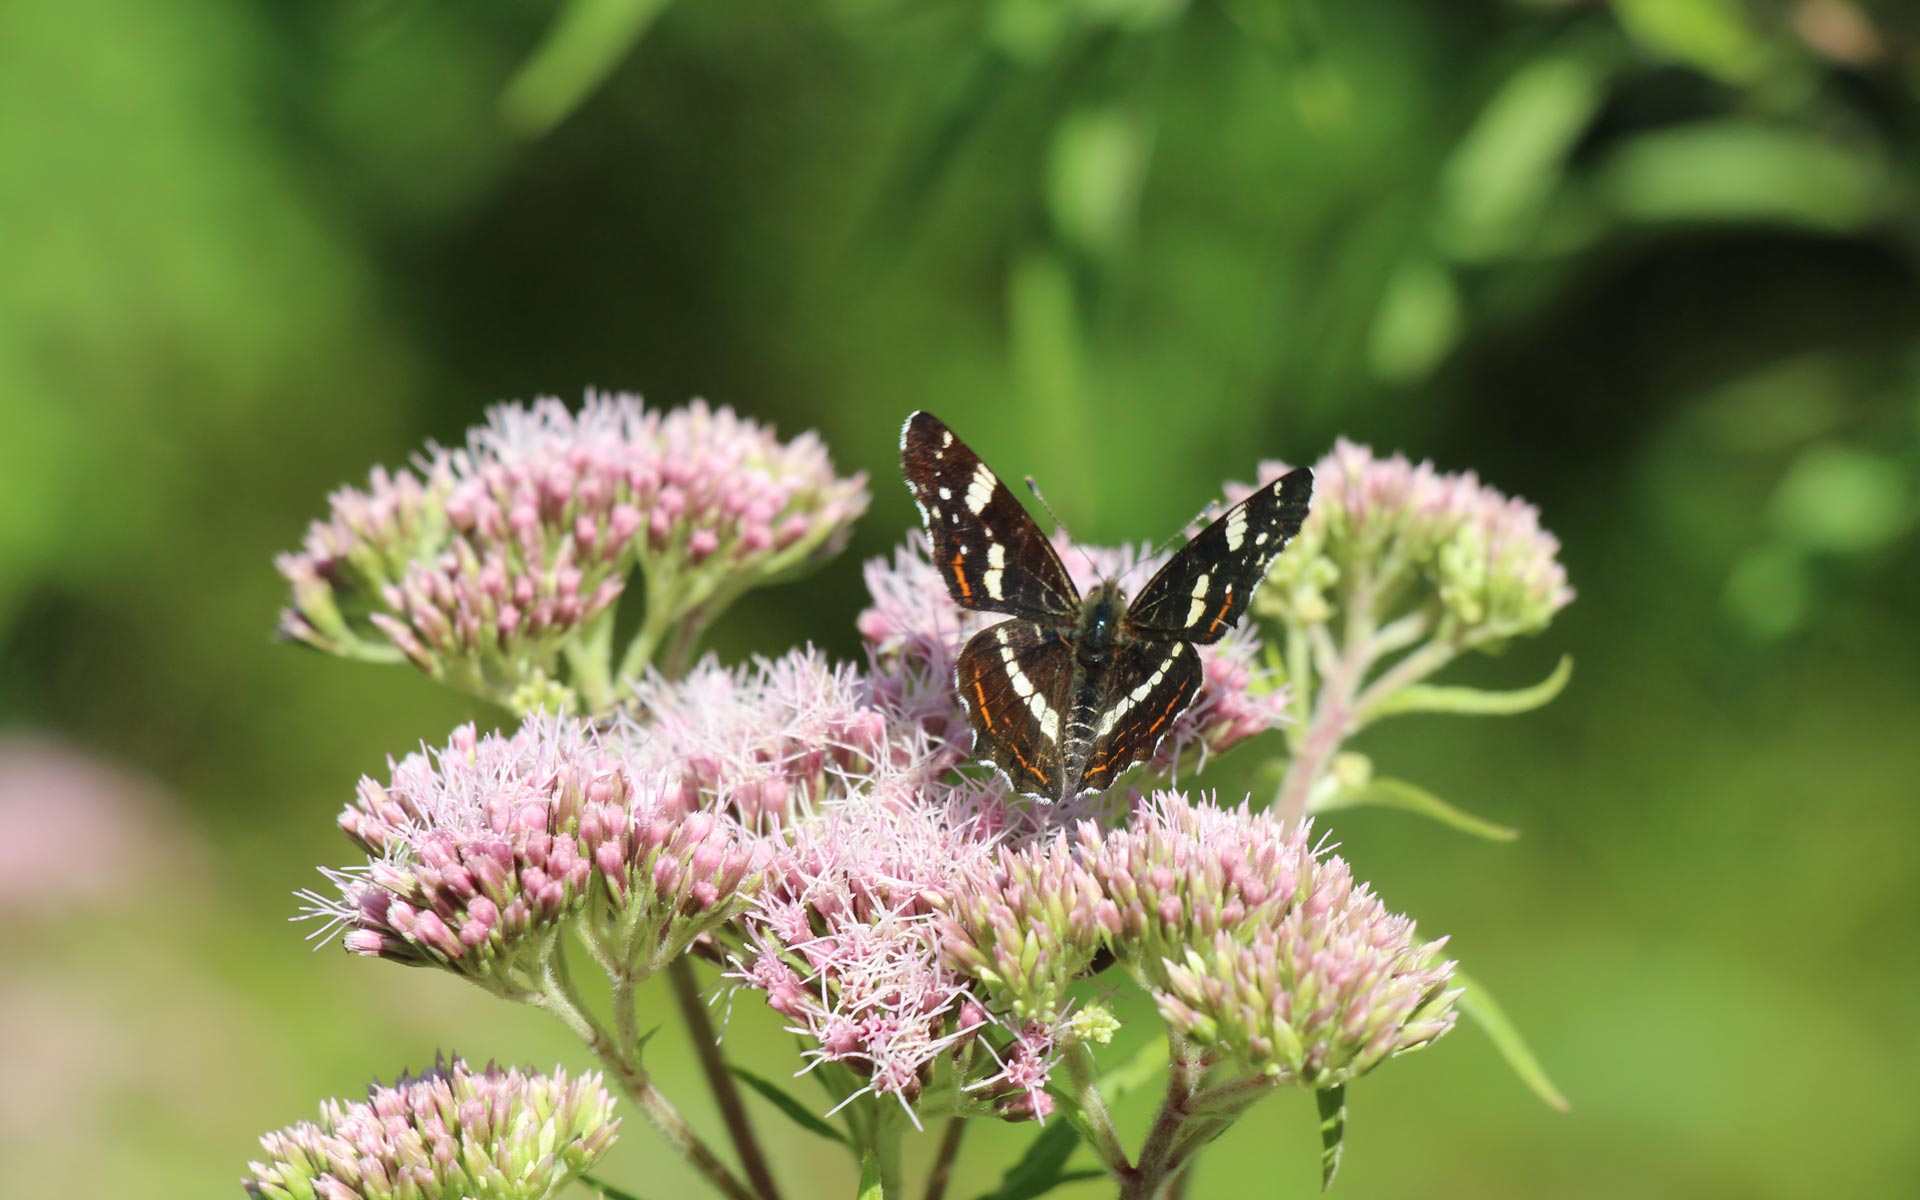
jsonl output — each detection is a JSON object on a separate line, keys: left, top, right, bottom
{"left": 564, "top": 606, "right": 619, "bottom": 714}
{"left": 1352, "top": 631, "right": 1459, "bottom": 724}
{"left": 1161, "top": 1164, "right": 1194, "bottom": 1200}
{"left": 1275, "top": 634, "right": 1368, "bottom": 828}
{"left": 662, "top": 607, "right": 710, "bottom": 681}
{"left": 610, "top": 970, "right": 640, "bottom": 1061}
{"left": 1063, "top": 1041, "right": 1132, "bottom": 1177}
{"left": 1275, "top": 564, "right": 1385, "bottom": 827}
{"left": 848, "top": 1098, "right": 907, "bottom": 1199}
{"left": 619, "top": 559, "right": 685, "bottom": 684}
{"left": 1185, "top": 1074, "right": 1280, "bottom": 1116}
{"left": 1118, "top": 1036, "right": 1202, "bottom": 1200}
{"left": 1284, "top": 623, "right": 1315, "bottom": 746}
{"left": 536, "top": 954, "right": 757, "bottom": 1200}
{"left": 668, "top": 957, "right": 784, "bottom": 1200}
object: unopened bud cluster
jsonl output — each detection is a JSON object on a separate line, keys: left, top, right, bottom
{"left": 243, "top": 1057, "right": 617, "bottom": 1200}
{"left": 1245, "top": 439, "right": 1571, "bottom": 646}
{"left": 942, "top": 792, "right": 1458, "bottom": 1088}
{"left": 277, "top": 394, "right": 868, "bottom": 706}
{"left": 307, "top": 715, "right": 763, "bottom": 998}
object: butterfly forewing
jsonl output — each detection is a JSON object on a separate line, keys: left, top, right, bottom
{"left": 1124, "top": 468, "right": 1314, "bottom": 643}
{"left": 954, "top": 620, "right": 1076, "bottom": 798}
{"left": 901, "top": 411, "right": 1079, "bottom": 621}
{"left": 1073, "top": 640, "right": 1202, "bottom": 794}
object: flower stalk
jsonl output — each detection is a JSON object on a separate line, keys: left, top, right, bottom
{"left": 1062, "top": 1041, "right": 1131, "bottom": 1177}
{"left": 670, "top": 956, "right": 785, "bottom": 1200}
{"left": 535, "top": 954, "right": 760, "bottom": 1200}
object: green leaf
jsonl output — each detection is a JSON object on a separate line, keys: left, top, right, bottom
{"left": 859, "top": 1148, "right": 885, "bottom": 1200}
{"left": 580, "top": 1172, "right": 650, "bottom": 1200}
{"left": 974, "top": 1121, "right": 1085, "bottom": 1200}
{"left": 500, "top": 0, "right": 675, "bottom": 138}
{"left": 1046, "top": 105, "right": 1151, "bottom": 259}
{"left": 1436, "top": 53, "right": 1606, "bottom": 261}
{"left": 1367, "top": 257, "right": 1463, "bottom": 384}
{"left": 1770, "top": 444, "right": 1911, "bottom": 555}
{"left": 1315, "top": 776, "right": 1519, "bottom": 842}
{"left": 1457, "top": 971, "right": 1571, "bottom": 1112}
{"left": 729, "top": 1065, "right": 849, "bottom": 1146}
{"left": 1367, "top": 655, "right": 1572, "bottom": 719}
{"left": 1614, "top": 0, "right": 1764, "bottom": 83}
{"left": 1597, "top": 122, "right": 1884, "bottom": 232}
{"left": 1315, "top": 1085, "right": 1347, "bottom": 1191}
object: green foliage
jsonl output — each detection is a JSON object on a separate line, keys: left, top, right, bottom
{"left": 1316, "top": 1084, "right": 1348, "bottom": 1191}
{"left": 728, "top": 1066, "right": 850, "bottom": 1146}
{"left": 972, "top": 1123, "right": 1101, "bottom": 1200}
{"left": 583, "top": 1173, "right": 653, "bottom": 1200}
{"left": 1315, "top": 773, "right": 1521, "bottom": 844}
{"left": 1365, "top": 656, "right": 1574, "bottom": 722}
{"left": 1457, "top": 973, "right": 1572, "bottom": 1114}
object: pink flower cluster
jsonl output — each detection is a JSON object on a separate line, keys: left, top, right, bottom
{"left": 1242, "top": 439, "right": 1572, "bottom": 639}
{"left": 1095, "top": 793, "right": 1457, "bottom": 1084}
{"left": 306, "top": 715, "right": 763, "bottom": 997}
{"left": 859, "top": 534, "right": 1290, "bottom": 783}
{"left": 276, "top": 394, "right": 869, "bottom": 701}
{"left": 243, "top": 1057, "right": 617, "bottom": 1200}
{"left": 941, "top": 793, "right": 1458, "bottom": 1088}
{"left": 736, "top": 779, "right": 1023, "bottom": 1116}
{"left": 445, "top": 396, "right": 868, "bottom": 574}
{"left": 624, "top": 647, "right": 959, "bottom": 830}
{"left": 936, "top": 828, "right": 1116, "bottom": 1028}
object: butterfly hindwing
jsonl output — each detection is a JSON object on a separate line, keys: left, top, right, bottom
{"left": 1072, "top": 640, "right": 1203, "bottom": 794}
{"left": 954, "top": 619, "right": 1076, "bottom": 798}
{"left": 901, "top": 411, "right": 1079, "bottom": 621}
{"left": 1125, "top": 468, "right": 1314, "bottom": 644}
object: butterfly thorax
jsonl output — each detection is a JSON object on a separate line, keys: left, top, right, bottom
{"left": 1074, "top": 581, "right": 1128, "bottom": 669}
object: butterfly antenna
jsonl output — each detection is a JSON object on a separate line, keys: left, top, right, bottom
{"left": 1026, "top": 476, "right": 1101, "bottom": 578}
{"left": 1121, "top": 496, "right": 1222, "bottom": 586}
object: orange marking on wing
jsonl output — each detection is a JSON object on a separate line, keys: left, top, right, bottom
{"left": 951, "top": 552, "right": 972, "bottom": 600}
{"left": 1144, "top": 683, "right": 1191, "bottom": 738}
{"left": 972, "top": 679, "right": 994, "bottom": 731}
{"left": 1206, "top": 587, "right": 1235, "bottom": 636}
{"left": 1003, "top": 738, "right": 1045, "bottom": 790}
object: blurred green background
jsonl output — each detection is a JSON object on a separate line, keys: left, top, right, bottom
{"left": 3, "top": 0, "right": 1917, "bottom": 1196}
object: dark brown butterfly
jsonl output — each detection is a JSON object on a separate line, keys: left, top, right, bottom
{"left": 900, "top": 411, "right": 1313, "bottom": 800}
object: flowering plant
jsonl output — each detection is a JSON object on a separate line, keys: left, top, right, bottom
{"left": 259, "top": 394, "right": 1572, "bottom": 1199}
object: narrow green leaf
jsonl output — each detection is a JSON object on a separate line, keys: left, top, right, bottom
{"left": 1457, "top": 971, "right": 1571, "bottom": 1112}
{"left": 580, "top": 1172, "right": 650, "bottom": 1200}
{"left": 1614, "top": 0, "right": 1764, "bottom": 83}
{"left": 728, "top": 1065, "right": 849, "bottom": 1146}
{"left": 500, "top": 0, "right": 675, "bottom": 138}
{"left": 859, "top": 1148, "right": 885, "bottom": 1200}
{"left": 974, "top": 1122, "right": 1082, "bottom": 1200}
{"left": 1315, "top": 776, "right": 1519, "bottom": 842}
{"left": 1369, "top": 655, "right": 1573, "bottom": 719}
{"left": 1315, "top": 1085, "right": 1347, "bottom": 1191}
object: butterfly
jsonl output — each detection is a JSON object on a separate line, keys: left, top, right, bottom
{"left": 900, "top": 411, "right": 1314, "bottom": 801}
